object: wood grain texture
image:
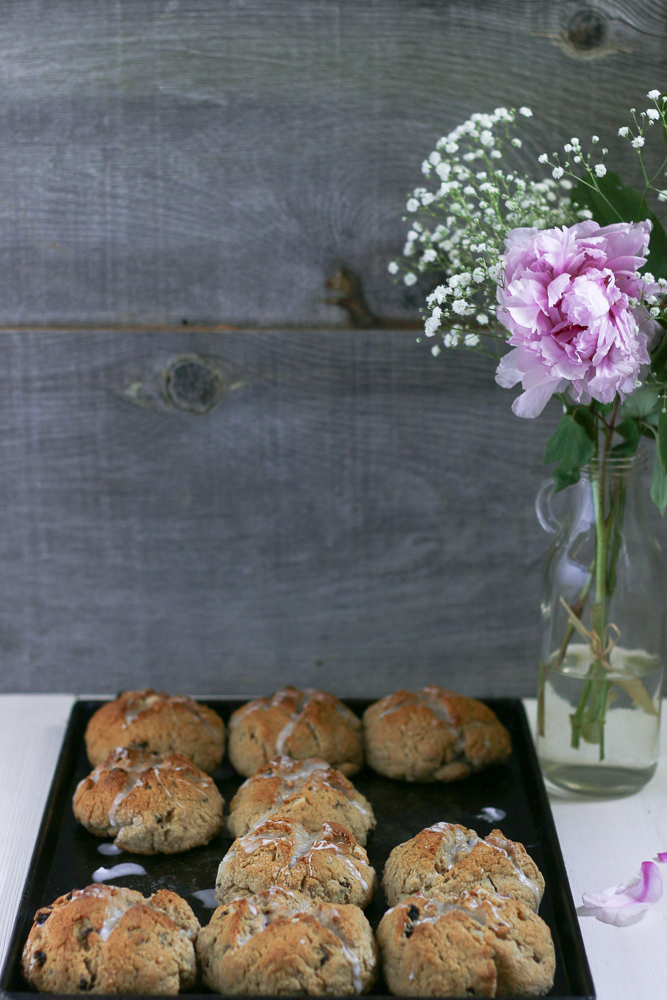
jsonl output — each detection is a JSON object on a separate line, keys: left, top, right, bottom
{"left": 0, "top": 329, "right": 665, "bottom": 696}
{"left": 0, "top": 0, "right": 664, "bottom": 325}
{"left": 1, "top": 2, "right": 667, "bottom": 696}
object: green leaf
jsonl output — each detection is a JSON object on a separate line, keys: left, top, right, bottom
{"left": 611, "top": 417, "right": 641, "bottom": 457}
{"left": 571, "top": 171, "right": 667, "bottom": 281}
{"left": 544, "top": 412, "right": 596, "bottom": 466}
{"left": 620, "top": 387, "right": 659, "bottom": 419}
{"left": 659, "top": 410, "right": 667, "bottom": 471}
{"left": 651, "top": 438, "right": 667, "bottom": 515}
{"left": 553, "top": 464, "right": 582, "bottom": 492}
{"left": 650, "top": 323, "right": 667, "bottom": 383}
{"left": 544, "top": 411, "right": 597, "bottom": 493}
{"left": 574, "top": 406, "right": 598, "bottom": 439}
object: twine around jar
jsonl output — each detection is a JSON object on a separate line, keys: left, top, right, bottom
{"left": 559, "top": 597, "right": 658, "bottom": 716}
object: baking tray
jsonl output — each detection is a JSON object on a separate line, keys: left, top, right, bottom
{"left": 0, "top": 697, "right": 594, "bottom": 999}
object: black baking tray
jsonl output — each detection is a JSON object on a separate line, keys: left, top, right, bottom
{"left": 0, "top": 697, "right": 594, "bottom": 999}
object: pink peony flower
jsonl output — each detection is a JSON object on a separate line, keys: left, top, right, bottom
{"left": 495, "top": 220, "right": 661, "bottom": 417}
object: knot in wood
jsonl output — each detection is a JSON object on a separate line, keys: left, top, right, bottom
{"left": 566, "top": 8, "right": 606, "bottom": 51}
{"left": 164, "top": 355, "right": 224, "bottom": 414}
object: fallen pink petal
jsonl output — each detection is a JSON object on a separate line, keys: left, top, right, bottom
{"left": 658, "top": 853, "right": 667, "bottom": 863}
{"left": 582, "top": 862, "right": 663, "bottom": 926}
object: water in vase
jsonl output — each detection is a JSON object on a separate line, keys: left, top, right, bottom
{"left": 537, "top": 643, "right": 662, "bottom": 796}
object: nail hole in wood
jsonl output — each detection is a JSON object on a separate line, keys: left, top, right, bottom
{"left": 164, "top": 355, "right": 224, "bottom": 414}
{"left": 566, "top": 8, "right": 606, "bottom": 50}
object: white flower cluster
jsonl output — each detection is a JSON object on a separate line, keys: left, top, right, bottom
{"left": 388, "top": 107, "right": 576, "bottom": 351}
{"left": 617, "top": 91, "right": 667, "bottom": 202}
{"left": 538, "top": 135, "right": 609, "bottom": 212}
{"left": 540, "top": 91, "right": 667, "bottom": 210}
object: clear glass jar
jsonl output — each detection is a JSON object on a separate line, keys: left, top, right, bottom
{"left": 535, "top": 450, "right": 665, "bottom": 796}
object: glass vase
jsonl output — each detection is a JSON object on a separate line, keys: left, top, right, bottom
{"left": 535, "top": 449, "right": 665, "bottom": 796}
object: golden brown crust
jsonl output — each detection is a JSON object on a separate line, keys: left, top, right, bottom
{"left": 377, "top": 889, "right": 555, "bottom": 997}
{"left": 84, "top": 691, "right": 225, "bottom": 773}
{"left": 216, "top": 818, "right": 377, "bottom": 908}
{"left": 227, "top": 756, "right": 375, "bottom": 845}
{"left": 21, "top": 884, "right": 200, "bottom": 994}
{"left": 197, "top": 887, "right": 378, "bottom": 995}
{"left": 383, "top": 822, "right": 545, "bottom": 912}
{"left": 228, "top": 687, "right": 363, "bottom": 777}
{"left": 73, "top": 747, "right": 224, "bottom": 854}
{"left": 363, "top": 686, "right": 511, "bottom": 782}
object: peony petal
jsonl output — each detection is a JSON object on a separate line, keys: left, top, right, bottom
{"left": 495, "top": 348, "right": 523, "bottom": 388}
{"left": 547, "top": 272, "right": 571, "bottom": 307}
{"left": 582, "top": 862, "right": 663, "bottom": 926}
{"left": 657, "top": 853, "right": 667, "bottom": 863}
{"left": 511, "top": 379, "right": 562, "bottom": 418}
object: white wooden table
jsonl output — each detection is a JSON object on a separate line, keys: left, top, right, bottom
{"left": 1, "top": 694, "right": 666, "bottom": 999}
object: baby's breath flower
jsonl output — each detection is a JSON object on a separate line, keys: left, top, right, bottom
{"left": 650, "top": 307, "right": 661, "bottom": 318}
{"left": 519, "top": 107, "right": 533, "bottom": 117}
{"left": 632, "top": 136, "right": 645, "bottom": 148}
{"left": 646, "top": 109, "right": 660, "bottom": 121}
{"left": 431, "top": 344, "right": 441, "bottom": 356}
{"left": 618, "top": 126, "right": 629, "bottom": 137}
{"left": 648, "top": 90, "right": 661, "bottom": 100}
{"left": 594, "top": 164, "right": 607, "bottom": 177}
{"left": 391, "top": 106, "right": 578, "bottom": 356}
{"left": 388, "top": 261, "right": 399, "bottom": 274}
{"left": 552, "top": 167, "right": 564, "bottom": 179}
{"left": 538, "top": 153, "right": 549, "bottom": 164}
{"left": 591, "top": 135, "right": 600, "bottom": 144}
{"left": 424, "top": 308, "right": 442, "bottom": 336}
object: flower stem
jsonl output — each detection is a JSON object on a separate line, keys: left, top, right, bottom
{"left": 538, "top": 560, "right": 594, "bottom": 739}
{"left": 568, "top": 410, "right": 619, "bottom": 759}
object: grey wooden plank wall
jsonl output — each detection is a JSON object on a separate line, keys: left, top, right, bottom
{"left": 1, "top": 0, "right": 666, "bottom": 694}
